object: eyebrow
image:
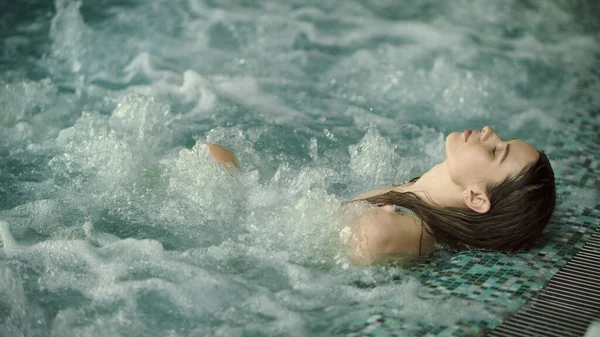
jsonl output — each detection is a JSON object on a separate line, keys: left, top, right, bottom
{"left": 500, "top": 143, "right": 511, "bottom": 164}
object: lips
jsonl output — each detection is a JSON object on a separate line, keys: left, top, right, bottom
{"left": 465, "top": 129, "right": 472, "bottom": 141}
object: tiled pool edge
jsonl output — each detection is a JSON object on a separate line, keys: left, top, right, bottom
{"left": 488, "top": 227, "right": 600, "bottom": 337}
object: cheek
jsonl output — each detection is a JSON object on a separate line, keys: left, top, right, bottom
{"left": 449, "top": 150, "right": 491, "bottom": 183}
{"left": 468, "top": 159, "right": 507, "bottom": 186}
{"left": 447, "top": 157, "right": 473, "bottom": 185}
{"left": 468, "top": 153, "right": 492, "bottom": 174}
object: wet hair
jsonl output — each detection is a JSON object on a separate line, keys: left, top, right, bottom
{"left": 361, "top": 152, "right": 556, "bottom": 252}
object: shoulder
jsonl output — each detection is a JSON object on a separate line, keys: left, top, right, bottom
{"left": 346, "top": 205, "right": 435, "bottom": 265}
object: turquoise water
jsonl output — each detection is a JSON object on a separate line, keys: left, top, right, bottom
{"left": 1, "top": 0, "right": 599, "bottom": 336}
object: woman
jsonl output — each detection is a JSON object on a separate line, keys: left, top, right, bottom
{"left": 206, "top": 126, "right": 556, "bottom": 266}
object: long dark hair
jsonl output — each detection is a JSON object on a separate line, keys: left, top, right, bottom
{"left": 361, "top": 152, "right": 556, "bottom": 252}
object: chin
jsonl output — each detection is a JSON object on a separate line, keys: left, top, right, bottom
{"left": 445, "top": 131, "right": 465, "bottom": 163}
{"left": 446, "top": 132, "right": 464, "bottom": 147}
{"left": 444, "top": 132, "right": 457, "bottom": 155}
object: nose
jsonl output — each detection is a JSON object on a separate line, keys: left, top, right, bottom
{"left": 481, "top": 126, "right": 500, "bottom": 142}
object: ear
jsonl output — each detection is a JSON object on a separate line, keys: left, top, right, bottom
{"left": 463, "top": 187, "right": 490, "bottom": 214}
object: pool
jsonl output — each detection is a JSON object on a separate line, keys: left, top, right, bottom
{"left": 1, "top": 0, "right": 599, "bottom": 336}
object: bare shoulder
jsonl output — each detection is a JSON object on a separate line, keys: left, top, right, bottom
{"left": 346, "top": 205, "right": 435, "bottom": 265}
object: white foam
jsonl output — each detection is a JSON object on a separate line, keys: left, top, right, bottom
{"left": 348, "top": 127, "right": 408, "bottom": 188}
{"left": 48, "top": 95, "right": 176, "bottom": 192}
{"left": 0, "top": 262, "right": 46, "bottom": 337}
{"left": 161, "top": 141, "right": 245, "bottom": 224}
{"left": 0, "top": 221, "right": 17, "bottom": 256}
{"left": 0, "top": 79, "right": 57, "bottom": 127}
{"left": 50, "top": 0, "right": 89, "bottom": 73}
{"left": 213, "top": 76, "right": 311, "bottom": 124}
{"left": 179, "top": 70, "right": 218, "bottom": 112}
{"left": 308, "top": 137, "right": 318, "bottom": 161}
{"left": 0, "top": 199, "right": 60, "bottom": 237}
{"left": 111, "top": 57, "right": 218, "bottom": 116}
{"left": 122, "top": 52, "right": 174, "bottom": 83}
{"left": 83, "top": 219, "right": 119, "bottom": 247}
{"left": 51, "top": 112, "right": 135, "bottom": 184}
{"left": 108, "top": 95, "right": 174, "bottom": 152}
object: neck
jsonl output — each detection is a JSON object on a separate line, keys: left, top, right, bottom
{"left": 401, "top": 161, "right": 465, "bottom": 208}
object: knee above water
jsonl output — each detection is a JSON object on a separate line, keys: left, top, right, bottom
{"left": 206, "top": 143, "right": 239, "bottom": 168}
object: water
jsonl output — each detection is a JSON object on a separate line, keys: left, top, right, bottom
{"left": 1, "top": 0, "right": 599, "bottom": 336}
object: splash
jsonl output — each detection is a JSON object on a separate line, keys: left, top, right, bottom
{"left": 0, "top": 0, "right": 598, "bottom": 336}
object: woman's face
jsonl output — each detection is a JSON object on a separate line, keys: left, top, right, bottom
{"left": 445, "top": 126, "right": 539, "bottom": 189}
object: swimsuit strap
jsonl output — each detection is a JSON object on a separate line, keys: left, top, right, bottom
{"left": 391, "top": 204, "right": 424, "bottom": 257}
{"left": 391, "top": 205, "right": 418, "bottom": 218}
